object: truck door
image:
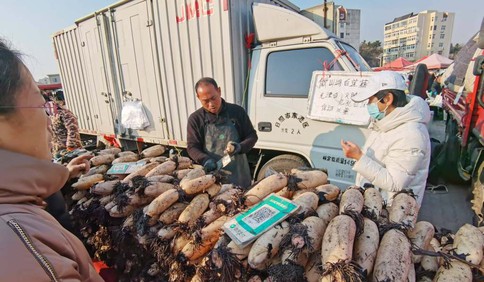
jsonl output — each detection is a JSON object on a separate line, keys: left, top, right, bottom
{"left": 108, "top": 0, "right": 168, "bottom": 141}
{"left": 250, "top": 45, "right": 369, "bottom": 187}
{"left": 77, "top": 15, "right": 116, "bottom": 135}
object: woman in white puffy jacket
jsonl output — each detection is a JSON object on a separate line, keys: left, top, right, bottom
{"left": 341, "top": 71, "right": 431, "bottom": 206}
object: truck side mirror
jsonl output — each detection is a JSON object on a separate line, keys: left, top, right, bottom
{"left": 473, "top": 56, "right": 484, "bottom": 76}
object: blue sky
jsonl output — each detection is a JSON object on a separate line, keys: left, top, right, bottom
{"left": 0, "top": 0, "right": 481, "bottom": 80}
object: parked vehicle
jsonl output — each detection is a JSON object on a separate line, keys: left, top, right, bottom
{"left": 441, "top": 18, "right": 484, "bottom": 225}
{"left": 52, "top": 0, "right": 373, "bottom": 187}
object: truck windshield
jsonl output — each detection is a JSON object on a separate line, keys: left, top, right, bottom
{"left": 265, "top": 47, "right": 342, "bottom": 97}
{"left": 337, "top": 42, "right": 372, "bottom": 71}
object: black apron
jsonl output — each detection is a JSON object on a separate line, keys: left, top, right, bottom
{"left": 204, "top": 111, "right": 252, "bottom": 189}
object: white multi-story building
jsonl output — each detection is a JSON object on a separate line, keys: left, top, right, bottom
{"left": 38, "top": 74, "right": 61, "bottom": 85}
{"left": 383, "top": 10, "right": 454, "bottom": 64}
{"left": 301, "top": 2, "right": 361, "bottom": 49}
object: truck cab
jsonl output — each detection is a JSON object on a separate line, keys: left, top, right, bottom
{"left": 247, "top": 3, "right": 372, "bottom": 186}
{"left": 53, "top": 0, "right": 373, "bottom": 188}
{"left": 441, "top": 18, "right": 484, "bottom": 225}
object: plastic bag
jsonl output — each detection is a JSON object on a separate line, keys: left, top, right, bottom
{"left": 121, "top": 100, "right": 150, "bottom": 130}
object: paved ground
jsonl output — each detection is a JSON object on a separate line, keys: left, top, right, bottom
{"left": 417, "top": 118, "right": 475, "bottom": 233}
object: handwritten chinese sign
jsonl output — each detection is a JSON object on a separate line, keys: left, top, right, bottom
{"left": 307, "top": 71, "right": 373, "bottom": 126}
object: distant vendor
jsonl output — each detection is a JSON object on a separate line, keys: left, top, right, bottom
{"left": 187, "top": 77, "right": 258, "bottom": 189}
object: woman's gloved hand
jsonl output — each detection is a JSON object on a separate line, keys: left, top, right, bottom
{"left": 203, "top": 158, "right": 217, "bottom": 173}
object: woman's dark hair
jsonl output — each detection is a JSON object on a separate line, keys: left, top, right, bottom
{"left": 194, "top": 77, "right": 218, "bottom": 93}
{"left": 375, "top": 89, "right": 408, "bottom": 107}
{"left": 0, "top": 39, "right": 24, "bottom": 114}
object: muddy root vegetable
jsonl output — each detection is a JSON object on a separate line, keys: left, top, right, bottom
{"left": 72, "top": 173, "right": 104, "bottom": 190}
{"left": 316, "top": 202, "right": 339, "bottom": 227}
{"left": 145, "top": 188, "right": 180, "bottom": 218}
{"left": 453, "top": 223, "right": 484, "bottom": 265}
{"left": 109, "top": 204, "right": 135, "bottom": 218}
{"left": 122, "top": 162, "right": 159, "bottom": 183}
{"left": 302, "top": 216, "right": 326, "bottom": 252}
{"left": 227, "top": 241, "right": 253, "bottom": 260}
{"left": 146, "top": 174, "right": 174, "bottom": 183}
{"left": 181, "top": 236, "right": 219, "bottom": 262}
{"left": 180, "top": 169, "right": 205, "bottom": 186}
{"left": 434, "top": 260, "right": 473, "bottom": 282}
{"left": 117, "top": 151, "right": 137, "bottom": 157}
{"left": 292, "top": 192, "right": 319, "bottom": 216}
{"left": 199, "top": 204, "right": 223, "bottom": 226}
{"left": 407, "top": 221, "right": 435, "bottom": 263}
{"left": 112, "top": 154, "right": 139, "bottom": 164}
{"left": 90, "top": 154, "right": 115, "bottom": 166}
{"left": 353, "top": 217, "right": 379, "bottom": 275}
{"left": 178, "top": 193, "right": 210, "bottom": 225}
{"left": 205, "top": 183, "right": 222, "bottom": 197}
{"left": 145, "top": 160, "right": 177, "bottom": 177}
{"left": 244, "top": 173, "right": 288, "bottom": 206}
{"left": 248, "top": 221, "right": 290, "bottom": 270}
{"left": 157, "top": 225, "right": 177, "bottom": 241}
{"left": 144, "top": 182, "right": 175, "bottom": 197}
{"left": 141, "top": 145, "right": 165, "bottom": 158}
{"left": 314, "top": 184, "right": 340, "bottom": 203}
{"left": 84, "top": 164, "right": 109, "bottom": 177}
{"left": 339, "top": 187, "right": 364, "bottom": 214}
{"left": 90, "top": 180, "right": 120, "bottom": 195}
{"left": 388, "top": 191, "right": 419, "bottom": 228}
{"left": 158, "top": 202, "right": 188, "bottom": 225}
{"left": 71, "top": 190, "right": 87, "bottom": 201}
{"left": 321, "top": 214, "right": 356, "bottom": 265}
{"left": 181, "top": 175, "right": 216, "bottom": 195}
{"left": 172, "top": 234, "right": 191, "bottom": 255}
{"left": 362, "top": 187, "right": 383, "bottom": 221}
{"left": 372, "top": 229, "right": 412, "bottom": 282}
{"left": 200, "top": 215, "right": 227, "bottom": 241}
{"left": 99, "top": 147, "right": 122, "bottom": 156}
{"left": 305, "top": 252, "right": 322, "bottom": 282}
{"left": 421, "top": 244, "right": 439, "bottom": 272}
{"left": 291, "top": 169, "right": 328, "bottom": 189}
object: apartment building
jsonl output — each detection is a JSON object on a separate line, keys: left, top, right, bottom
{"left": 301, "top": 2, "right": 361, "bottom": 49}
{"left": 383, "top": 10, "right": 454, "bottom": 64}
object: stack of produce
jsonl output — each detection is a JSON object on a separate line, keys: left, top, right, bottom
{"left": 64, "top": 145, "right": 484, "bottom": 282}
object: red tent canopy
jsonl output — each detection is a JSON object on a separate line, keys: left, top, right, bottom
{"left": 405, "top": 53, "right": 453, "bottom": 70}
{"left": 374, "top": 57, "right": 413, "bottom": 71}
{"left": 38, "top": 83, "right": 62, "bottom": 90}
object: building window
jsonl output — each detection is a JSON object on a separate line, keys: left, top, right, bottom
{"left": 340, "top": 23, "right": 344, "bottom": 28}
{"left": 439, "top": 43, "right": 444, "bottom": 47}
{"left": 432, "top": 34, "right": 435, "bottom": 39}
{"left": 440, "top": 34, "right": 445, "bottom": 39}
{"left": 346, "top": 32, "right": 350, "bottom": 36}
{"left": 428, "top": 43, "right": 431, "bottom": 48}
{"left": 431, "top": 17, "right": 434, "bottom": 21}
{"left": 340, "top": 33, "right": 344, "bottom": 38}
{"left": 441, "top": 25, "right": 446, "bottom": 30}
{"left": 434, "top": 25, "right": 437, "bottom": 30}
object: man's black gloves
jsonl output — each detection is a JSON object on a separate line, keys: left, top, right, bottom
{"left": 203, "top": 158, "right": 217, "bottom": 173}
{"left": 225, "top": 141, "right": 241, "bottom": 155}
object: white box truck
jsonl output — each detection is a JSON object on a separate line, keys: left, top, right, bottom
{"left": 52, "top": 0, "right": 373, "bottom": 187}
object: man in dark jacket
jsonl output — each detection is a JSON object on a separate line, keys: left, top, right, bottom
{"left": 187, "top": 77, "right": 258, "bottom": 189}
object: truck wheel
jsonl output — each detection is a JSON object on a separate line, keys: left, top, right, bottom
{"left": 442, "top": 118, "right": 466, "bottom": 183}
{"left": 256, "top": 154, "right": 309, "bottom": 181}
{"left": 471, "top": 160, "right": 484, "bottom": 227}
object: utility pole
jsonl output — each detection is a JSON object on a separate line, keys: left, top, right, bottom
{"left": 323, "top": 0, "right": 327, "bottom": 29}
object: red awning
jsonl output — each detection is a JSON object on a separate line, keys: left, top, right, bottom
{"left": 38, "top": 83, "right": 62, "bottom": 90}
{"left": 374, "top": 57, "right": 413, "bottom": 71}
